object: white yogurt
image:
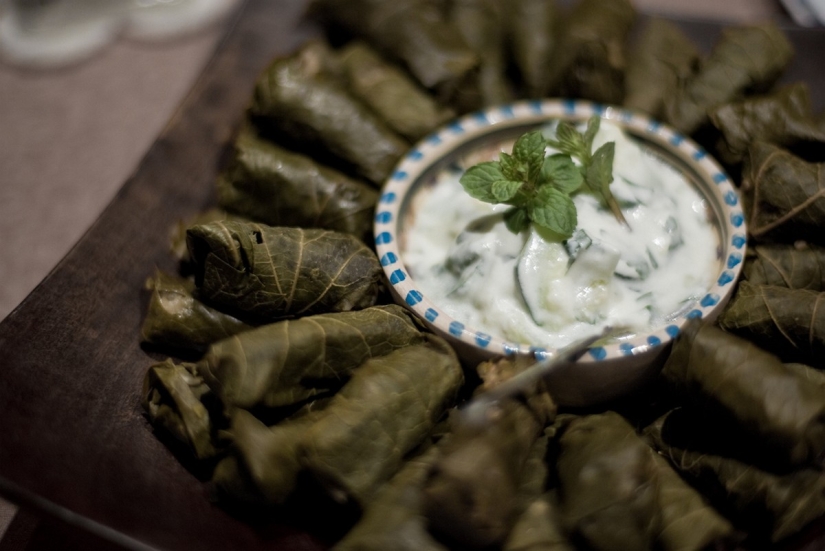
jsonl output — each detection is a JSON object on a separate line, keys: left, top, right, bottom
{"left": 403, "top": 121, "right": 718, "bottom": 348}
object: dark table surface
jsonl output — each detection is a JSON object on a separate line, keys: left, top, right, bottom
{"left": 1, "top": 1, "right": 824, "bottom": 550}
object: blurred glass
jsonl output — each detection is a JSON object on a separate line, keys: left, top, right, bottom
{"left": 781, "top": 0, "right": 825, "bottom": 26}
{"left": 0, "top": 0, "right": 239, "bottom": 68}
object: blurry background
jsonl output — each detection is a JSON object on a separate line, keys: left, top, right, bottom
{"left": 0, "top": 0, "right": 804, "bottom": 547}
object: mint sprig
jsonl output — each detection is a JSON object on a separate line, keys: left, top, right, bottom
{"left": 459, "top": 117, "right": 623, "bottom": 237}
{"left": 546, "top": 117, "right": 629, "bottom": 228}
{"left": 460, "top": 130, "right": 582, "bottom": 237}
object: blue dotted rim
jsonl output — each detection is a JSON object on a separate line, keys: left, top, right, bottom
{"left": 374, "top": 99, "right": 745, "bottom": 362}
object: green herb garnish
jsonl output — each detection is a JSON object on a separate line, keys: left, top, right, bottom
{"left": 459, "top": 116, "right": 626, "bottom": 237}
{"left": 547, "top": 117, "right": 629, "bottom": 228}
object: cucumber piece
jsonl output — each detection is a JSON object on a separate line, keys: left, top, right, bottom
{"left": 615, "top": 256, "right": 651, "bottom": 280}
{"left": 664, "top": 215, "right": 683, "bottom": 250}
{"left": 518, "top": 228, "right": 620, "bottom": 327}
{"left": 517, "top": 229, "right": 570, "bottom": 326}
{"left": 445, "top": 232, "right": 480, "bottom": 276}
{"left": 564, "top": 229, "right": 592, "bottom": 262}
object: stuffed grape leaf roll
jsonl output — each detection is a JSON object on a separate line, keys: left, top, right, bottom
{"left": 555, "top": 410, "right": 735, "bottom": 551}
{"left": 719, "top": 281, "right": 825, "bottom": 365}
{"left": 710, "top": 83, "right": 825, "bottom": 165}
{"left": 647, "top": 439, "right": 736, "bottom": 551}
{"left": 744, "top": 243, "right": 825, "bottom": 291}
{"left": 198, "top": 305, "right": 424, "bottom": 410}
{"left": 216, "top": 127, "right": 377, "bottom": 242}
{"left": 300, "top": 334, "right": 463, "bottom": 505}
{"left": 309, "top": 0, "right": 478, "bottom": 96}
{"left": 503, "top": 494, "right": 573, "bottom": 551}
{"left": 187, "top": 221, "right": 382, "bottom": 323}
{"left": 507, "top": 0, "right": 560, "bottom": 98}
{"left": 140, "top": 271, "right": 252, "bottom": 353}
{"left": 169, "top": 208, "right": 250, "bottom": 264}
{"left": 623, "top": 18, "right": 700, "bottom": 119}
{"left": 663, "top": 318, "right": 825, "bottom": 465}
{"left": 742, "top": 142, "right": 825, "bottom": 245}
{"left": 448, "top": 0, "right": 513, "bottom": 108}
{"left": 212, "top": 406, "right": 327, "bottom": 504}
{"left": 502, "top": 430, "right": 574, "bottom": 551}
{"left": 646, "top": 411, "right": 825, "bottom": 542}
{"left": 333, "top": 446, "right": 449, "bottom": 551}
{"left": 338, "top": 42, "right": 454, "bottom": 142}
{"left": 544, "top": 0, "right": 636, "bottom": 105}
{"left": 422, "top": 356, "right": 557, "bottom": 549}
{"left": 215, "top": 335, "right": 463, "bottom": 507}
{"left": 663, "top": 23, "right": 793, "bottom": 134}
{"left": 249, "top": 40, "right": 408, "bottom": 185}
{"left": 785, "top": 362, "right": 825, "bottom": 387}
{"left": 142, "top": 359, "right": 218, "bottom": 461}
{"left": 556, "top": 411, "right": 660, "bottom": 551}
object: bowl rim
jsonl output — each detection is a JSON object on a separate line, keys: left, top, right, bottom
{"left": 374, "top": 98, "right": 746, "bottom": 363}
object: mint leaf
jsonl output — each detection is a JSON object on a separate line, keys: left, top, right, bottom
{"left": 552, "top": 121, "right": 586, "bottom": 157}
{"left": 503, "top": 207, "right": 530, "bottom": 234}
{"left": 542, "top": 154, "right": 583, "bottom": 194}
{"left": 585, "top": 141, "right": 628, "bottom": 227}
{"left": 583, "top": 116, "right": 600, "bottom": 154}
{"left": 499, "top": 152, "right": 520, "bottom": 181}
{"left": 513, "top": 131, "right": 546, "bottom": 169}
{"left": 460, "top": 162, "right": 503, "bottom": 203}
{"left": 458, "top": 122, "right": 620, "bottom": 236}
{"left": 586, "top": 142, "right": 615, "bottom": 196}
{"left": 491, "top": 180, "right": 523, "bottom": 202}
{"left": 530, "top": 187, "right": 577, "bottom": 237}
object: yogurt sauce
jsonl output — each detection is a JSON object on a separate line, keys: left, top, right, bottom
{"left": 403, "top": 121, "right": 719, "bottom": 348}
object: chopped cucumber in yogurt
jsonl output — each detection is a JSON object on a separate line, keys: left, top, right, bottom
{"left": 403, "top": 120, "right": 718, "bottom": 349}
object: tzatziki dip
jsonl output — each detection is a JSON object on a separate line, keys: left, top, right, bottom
{"left": 403, "top": 121, "right": 718, "bottom": 348}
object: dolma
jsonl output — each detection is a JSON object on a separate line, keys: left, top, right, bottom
{"left": 721, "top": 280, "right": 825, "bottom": 363}
{"left": 212, "top": 406, "right": 326, "bottom": 504}
{"left": 216, "top": 127, "right": 377, "bottom": 242}
{"left": 556, "top": 412, "right": 660, "bottom": 551}
{"left": 215, "top": 336, "right": 462, "bottom": 507}
{"left": 507, "top": 0, "right": 560, "bottom": 98}
{"left": 648, "top": 441, "right": 736, "bottom": 551}
{"left": 646, "top": 411, "right": 825, "bottom": 542}
{"left": 448, "top": 0, "right": 512, "bottom": 108}
{"left": 333, "top": 446, "right": 449, "bottom": 551}
{"left": 544, "top": 0, "right": 636, "bottom": 105}
{"left": 503, "top": 494, "right": 574, "bottom": 551}
{"left": 422, "top": 356, "right": 557, "bottom": 549}
{"left": 742, "top": 142, "right": 825, "bottom": 245}
{"left": 249, "top": 40, "right": 408, "bottom": 185}
{"left": 169, "top": 208, "right": 249, "bottom": 263}
{"left": 623, "top": 18, "right": 700, "bottom": 118}
{"left": 309, "top": 0, "right": 478, "bottom": 94}
{"left": 744, "top": 243, "right": 825, "bottom": 291}
{"left": 663, "top": 23, "right": 793, "bottom": 135}
{"left": 514, "top": 431, "right": 551, "bottom": 508}
{"left": 664, "top": 317, "right": 825, "bottom": 465}
{"left": 142, "top": 359, "right": 217, "bottom": 461}
{"left": 187, "top": 221, "right": 382, "bottom": 323}
{"left": 503, "top": 431, "right": 574, "bottom": 551}
{"left": 338, "top": 42, "right": 454, "bottom": 142}
{"left": 785, "top": 362, "right": 825, "bottom": 387}
{"left": 140, "top": 271, "right": 252, "bottom": 353}
{"left": 300, "top": 334, "right": 464, "bottom": 505}
{"left": 710, "top": 83, "right": 825, "bottom": 165}
{"left": 198, "top": 305, "right": 424, "bottom": 410}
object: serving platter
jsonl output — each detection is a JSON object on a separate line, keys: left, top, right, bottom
{"left": 0, "top": 1, "right": 824, "bottom": 549}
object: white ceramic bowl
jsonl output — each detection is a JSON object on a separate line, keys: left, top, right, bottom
{"left": 374, "top": 99, "right": 745, "bottom": 406}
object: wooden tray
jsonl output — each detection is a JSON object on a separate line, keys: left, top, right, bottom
{"left": 0, "top": 2, "right": 824, "bottom": 549}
